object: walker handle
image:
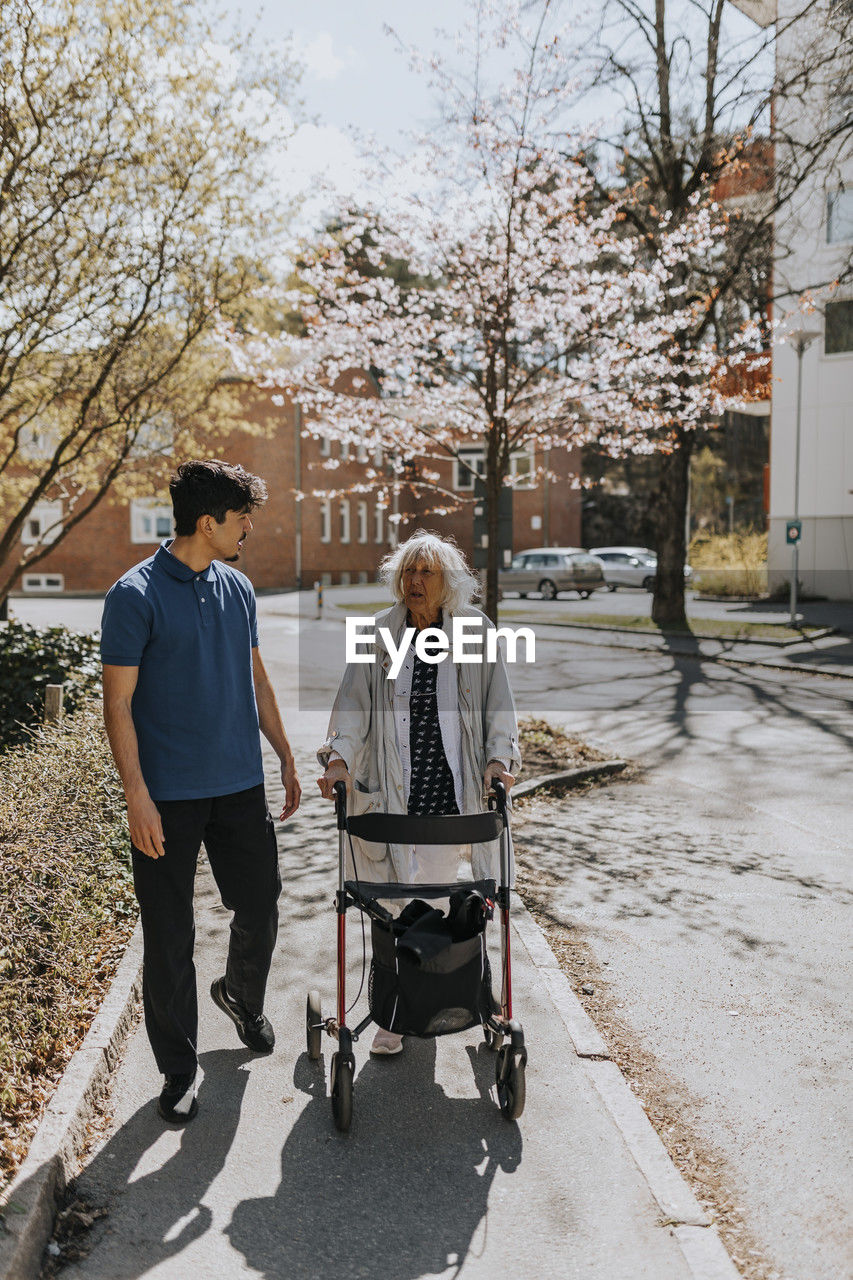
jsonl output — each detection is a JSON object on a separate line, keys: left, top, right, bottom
{"left": 490, "top": 778, "right": 508, "bottom": 817}
{"left": 333, "top": 780, "right": 348, "bottom": 830}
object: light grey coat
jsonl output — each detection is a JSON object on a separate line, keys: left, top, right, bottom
{"left": 317, "top": 602, "right": 521, "bottom": 883}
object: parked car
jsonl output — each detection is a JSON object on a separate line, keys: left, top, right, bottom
{"left": 589, "top": 546, "right": 693, "bottom": 592}
{"left": 499, "top": 548, "right": 605, "bottom": 600}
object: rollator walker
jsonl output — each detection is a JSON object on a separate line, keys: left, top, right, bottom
{"left": 306, "top": 779, "right": 527, "bottom": 1133}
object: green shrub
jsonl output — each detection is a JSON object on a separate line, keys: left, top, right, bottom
{"left": 0, "top": 703, "right": 135, "bottom": 1191}
{"left": 0, "top": 622, "right": 101, "bottom": 750}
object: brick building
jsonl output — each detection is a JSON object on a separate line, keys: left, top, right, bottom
{"left": 11, "top": 385, "right": 582, "bottom": 597}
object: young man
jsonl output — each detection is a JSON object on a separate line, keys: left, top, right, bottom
{"left": 101, "top": 460, "right": 300, "bottom": 1123}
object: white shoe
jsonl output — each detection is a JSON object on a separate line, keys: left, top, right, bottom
{"left": 370, "top": 1028, "right": 404, "bottom": 1055}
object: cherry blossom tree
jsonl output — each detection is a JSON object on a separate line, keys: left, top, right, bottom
{"left": 232, "top": 0, "right": 767, "bottom": 622}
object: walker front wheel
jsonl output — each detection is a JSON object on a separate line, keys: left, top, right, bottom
{"left": 331, "top": 1052, "right": 353, "bottom": 1132}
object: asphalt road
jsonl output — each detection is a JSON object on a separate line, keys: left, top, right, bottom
{"left": 507, "top": 626, "right": 853, "bottom": 1280}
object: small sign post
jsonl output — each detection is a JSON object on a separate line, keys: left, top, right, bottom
{"left": 787, "top": 521, "right": 803, "bottom": 626}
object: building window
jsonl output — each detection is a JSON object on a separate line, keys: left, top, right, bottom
{"left": 827, "top": 189, "right": 853, "bottom": 244}
{"left": 453, "top": 447, "right": 533, "bottom": 489}
{"left": 320, "top": 499, "right": 331, "bottom": 543}
{"left": 339, "top": 498, "right": 350, "bottom": 543}
{"left": 130, "top": 500, "right": 174, "bottom": 544}
{"left": 340, "top": 439, "right": 350, "bottom": 461}
{"left": 374, "top": 443, "right": 383, "bottom": 467}
{"left": 18, "top": 421, "right": 57, "bottom": 461}
{"left": 830, "top": 88, "right": 853, "bottom": 130}
{"left": 319, "top": 434, "right": 331, "bottom": 458}
{"left": 356, "top": 441, "right": 368, "bottom": 463}
{"left": 510, "top": 447, "right": 536, "bottom": 488}
{"left": 454, "top": 449, "right": 485, "bottom": 491}
{"left": 22, "top": 573, "right": 64, "bottom": 592}
{"left": 357, "top": 500, "right": 368, "bottom": 543}
{"left": 374, "top": 504, "right": 385, "bottom": 544}
{"left": 21, "top": 501, "right": 63, "bottom": 545}
{"left": 130, "top": 412, "right": 175, "bottom": 459}
{"left": 825, "top": 299, "right": 853, "bottom": 354}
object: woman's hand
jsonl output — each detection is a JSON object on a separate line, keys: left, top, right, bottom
{"left": 484, "top": 759, "right": 515, "bottom": 795}
{"left": 317, "top": 758, "right": 351, "bottom": 800}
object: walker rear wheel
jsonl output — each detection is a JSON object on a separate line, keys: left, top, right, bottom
{"left": 306, "top": 990, "right": 322, "bottom": 1060}
{"left": 496, "top": 1045, "right": 526, "bottom": 1121}
{"left": 331, "top": 1052, "right": 353, "bottom": 1132}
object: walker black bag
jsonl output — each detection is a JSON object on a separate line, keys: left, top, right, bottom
{"left": 368, "top": 911, "right": 493, "bottom": 1037}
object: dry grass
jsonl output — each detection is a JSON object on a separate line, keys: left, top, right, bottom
{"left": 0, "top": 704, "right": 136, "bottom": 1195}
{"left": 690, "top": 532, "right": 768, "bottom": 597}
{"left": 517, "top": 715, "right": 609, "bottom": 779}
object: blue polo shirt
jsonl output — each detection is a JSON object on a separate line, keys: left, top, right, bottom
{"left": 100, "top": 542, "right": 264, "bottom": 802}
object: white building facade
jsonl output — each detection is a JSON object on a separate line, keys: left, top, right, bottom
{"left": 733, "top": 0, "right": 853, "bottom": 599}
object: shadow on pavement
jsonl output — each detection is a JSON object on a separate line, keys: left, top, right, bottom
{"left": 226, "top": 1039, "right": 523, "bottom": 1280}
{"left": 67, "top": 1048, "right": 251, "bottom": 1277}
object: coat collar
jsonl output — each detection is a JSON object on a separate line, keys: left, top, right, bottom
{"left": 371, "top": 601, "right": 484, "bottom": 655}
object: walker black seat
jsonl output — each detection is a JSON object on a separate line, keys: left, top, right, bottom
{"left": 345, "top": 810, "right": 503, "bottom": 846}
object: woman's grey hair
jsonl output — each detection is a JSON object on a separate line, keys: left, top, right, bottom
{"left": 379, "top": 530, "right": 480, "bottom": 614}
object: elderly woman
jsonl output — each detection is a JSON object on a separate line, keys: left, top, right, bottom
{"left": 317, "top": 530, "right": 521, "bottom": 1056}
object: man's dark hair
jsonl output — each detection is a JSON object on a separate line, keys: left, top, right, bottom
{"left": 170, "top": 460, "right": 268, "bottom": 537}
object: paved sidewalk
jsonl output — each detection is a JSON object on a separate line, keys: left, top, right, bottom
{"left": 53, "top": 717, "right": 725, "bottom": 1280}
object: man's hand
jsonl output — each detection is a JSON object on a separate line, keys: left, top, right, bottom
{"left": 484, "top": 759, "right": 515, "bottom": 796}
{"left": 279, "top": 758, "right": 302, "bottom": 820}
{"left": 317, "top": 759, "right": 351, "bottom": 800}
{"left": 127, "top": 787, "right": 166, "bottom": 859}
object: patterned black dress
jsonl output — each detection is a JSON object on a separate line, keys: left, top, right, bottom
{"left": 407, "top": 650, "right": 459, "bottom": 816}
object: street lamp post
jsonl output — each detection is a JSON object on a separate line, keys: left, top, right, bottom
{"left": 787, "top": 329, "right": 821, "bottom": 626}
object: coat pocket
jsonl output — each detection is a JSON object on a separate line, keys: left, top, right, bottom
{"left": 347, "top": 788, "right": 390, "bottom": 873}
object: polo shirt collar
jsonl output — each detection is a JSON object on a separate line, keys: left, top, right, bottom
{"left": 155, "top": 541, "right": 217, "bottom": 583}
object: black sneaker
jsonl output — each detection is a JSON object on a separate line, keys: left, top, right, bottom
{"left": 157, "top": 1072, "right": 198, "bottom": 1124}
{"left": 210, "top": 977, "right": 275, "bottom": 1053}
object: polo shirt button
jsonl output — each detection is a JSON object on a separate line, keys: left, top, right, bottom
{"left": 201, "top": 597, "right": 206, "bottom": 602}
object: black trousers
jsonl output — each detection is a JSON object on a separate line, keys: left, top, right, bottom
{"left": 131, "top": 784, "right": 282, "bottom": 1075}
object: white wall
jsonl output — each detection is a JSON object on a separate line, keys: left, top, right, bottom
{"left": 769, "top": 0, "right": 853, "bottom": 599}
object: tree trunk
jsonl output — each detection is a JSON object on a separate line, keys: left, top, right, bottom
{"left": 651, "top": 430, "right": 692, "bottom": 628}
{"left": 0, "top": 596, "right": 8, "bottom": 623}
{"left": 484, "top": 460, "right": 501, "bottom": 623}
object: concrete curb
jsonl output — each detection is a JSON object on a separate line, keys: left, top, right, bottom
{"left": 716, "top": 653, "right": 853, "bottom": 681}
{"left": 497, "top": 611, "right": 834, "bottom": 647}
{"left": 0, "top": 922, "right": 144, "bottom": 1280}
{"left": 518, "top": 624, "right": 853, "bottom": 681}
{"left": 512, "top": 760, "right": 629, "bottom": 798}
{"left": 510, "top": 896, "right": 742, "bottom": 1280}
